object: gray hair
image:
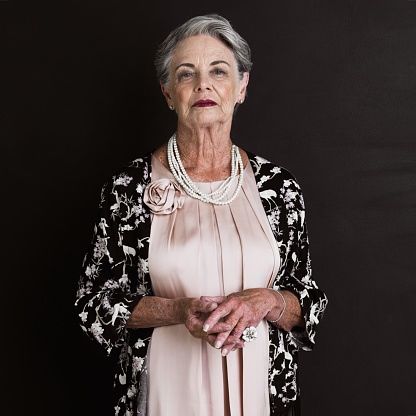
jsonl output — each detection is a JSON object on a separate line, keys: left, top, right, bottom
{"left": 155, "top": 14, "right": 252, "bottom": 87}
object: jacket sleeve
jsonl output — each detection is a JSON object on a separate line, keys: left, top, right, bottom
{"left": 274, "top": 176, "right": 328, "bottom": 351}
{"left": 75, "top": 171, "right": 152, "bottom": 356}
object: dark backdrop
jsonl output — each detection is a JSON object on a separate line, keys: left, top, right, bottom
{"left": 2, "top": 1, "right": 415, "bottom": 415}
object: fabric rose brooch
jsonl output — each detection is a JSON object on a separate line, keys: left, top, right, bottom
{"left": 143, "top": 179, "right": 185, "bottom": 215}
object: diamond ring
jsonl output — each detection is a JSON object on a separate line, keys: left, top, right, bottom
{"left": 242, "top": 326, "right": 258, "bottom": 342}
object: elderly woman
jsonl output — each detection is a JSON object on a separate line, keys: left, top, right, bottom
{"left": 76, "top": 14, "right": 327, "bottom": 416}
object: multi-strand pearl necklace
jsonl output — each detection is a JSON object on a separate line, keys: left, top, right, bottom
{"left": 167, "top": 133, "right": 244, "bottom": 205}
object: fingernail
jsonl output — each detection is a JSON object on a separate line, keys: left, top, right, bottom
{"left": 203, "top": 324, "right": 209, "bottom": 333}
{"left": 221, "top": 349, "right": 228, "bottom": 356}
{"left": 215, "top": 341, "right": 222, "bottom": 349}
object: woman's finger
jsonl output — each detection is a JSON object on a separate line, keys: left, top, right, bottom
{"left": 202, "top": 299, "right": 237, "bottom": 332}
{"left": 220, "top": 344, "right": 234, "bottom": 356}
{"left": 193, "top": 299, "right": 218, "bottom": 313}
{"left": 209, "top": 321, "right": 233, "bottom": 333}
{"left": 230, "top": 318, "right": 251, "bottom": 341}
{"left": 200, "top": 296, "right": 227, "bottom": 304}
{"left": 233, "top": 339, "right": 245, "bottom": 348}
{"left": 219, "top": 321, "right": 247, "bottom": 345}
{"left": 222, "top": 308, "right": 244, "bottom": 330}
{"left": 205, "top": 334, "right": 235, "bottom": 348}
{"left": 213, "top": 329, "right": 232, "bottom": 349}
{"left": 221, "top": 340, "right": 245, "bottom": 356}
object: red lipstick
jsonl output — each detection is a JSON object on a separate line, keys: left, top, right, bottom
{"left": 192, "top": 99, "right": 217, "bottom": 108}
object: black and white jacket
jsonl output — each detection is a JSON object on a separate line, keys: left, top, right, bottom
{"left": 75, "top": 151, "right": 328, "bottom": 416}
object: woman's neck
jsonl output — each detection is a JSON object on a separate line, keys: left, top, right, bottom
{"left": 154, "top": 123, "right": 248, "bottom": 183}
{"left": 176, "top": 125, "right": 232, "bottom": 172}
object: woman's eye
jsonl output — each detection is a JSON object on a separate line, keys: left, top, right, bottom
{"left": 212, "top": 69, "right": 226, "bottom": 76}
{"left": 179, "top": 72, "right": 194, "bottom": 79}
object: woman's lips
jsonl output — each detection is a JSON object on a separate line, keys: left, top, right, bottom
{"left": 192, "top": 99, "right": 217, "bottom": 107}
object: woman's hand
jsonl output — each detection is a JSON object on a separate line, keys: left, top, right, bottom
{"left": 201, "top": 289, "right": 284, "bottom": 350}
{"left": 178, "top": 298, "right": 245, "bottom": 352}
{"left": 125, "top": 295, "right": 246, "bottom": 353}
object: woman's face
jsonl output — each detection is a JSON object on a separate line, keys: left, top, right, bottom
{"left": 162, "top": 35, "right": 249, "bottom": 130}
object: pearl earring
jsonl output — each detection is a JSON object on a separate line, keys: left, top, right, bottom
{"left": 169, "top": 105, "right": 174, "bottom": 110}
{"left": 239, "top": 99, "right": 244, "bottom": 104}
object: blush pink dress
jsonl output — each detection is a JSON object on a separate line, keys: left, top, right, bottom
{"left": 146, "top": 155, "right": 280, "bottom": 416}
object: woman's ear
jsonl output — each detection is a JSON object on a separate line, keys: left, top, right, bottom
{"left": 160, "top": 80, "right": 172, "bottom": 105}
{"left": 238, "top": 72, "right": 250, "bottom": 102}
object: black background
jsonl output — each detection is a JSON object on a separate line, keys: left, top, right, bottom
{"left": 1, "top": 1, "right": 415, "bottom": 415}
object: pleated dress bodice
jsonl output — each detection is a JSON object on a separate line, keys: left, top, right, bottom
{"left": 146, "top": 155, "right": 280, "bottom": 416}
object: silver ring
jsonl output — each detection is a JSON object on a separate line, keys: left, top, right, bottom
{"left": 242, "top": 326, "right": 258, "bottom": 342}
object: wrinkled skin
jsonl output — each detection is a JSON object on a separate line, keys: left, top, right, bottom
{"left": 181, "top": 297, "right": 246, "bottom": 353}
{"left": 200, "top": 288, "right": 278, "bottom": 354}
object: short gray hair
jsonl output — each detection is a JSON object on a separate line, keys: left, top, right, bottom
{"left": 155, "top": 14, "right": 252, "bottom": 87}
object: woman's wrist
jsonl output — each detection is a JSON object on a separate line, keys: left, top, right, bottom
{"left": 265, "top": 289, "right": 286, "bottom": 322}
{"left": 172, "top": 297, "right": 191, "bottom": 324}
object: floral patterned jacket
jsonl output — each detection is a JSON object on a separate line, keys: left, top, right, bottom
{"left": 75, "top": 151, "right": 328, "bottom": 416}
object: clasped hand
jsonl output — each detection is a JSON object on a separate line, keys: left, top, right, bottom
{"left": 184, "top": 288, "right": 278, "bottom": 356}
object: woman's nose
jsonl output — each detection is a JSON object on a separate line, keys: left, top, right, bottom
{"left": 194, "top": 73, "right": 212, "bottom": 92}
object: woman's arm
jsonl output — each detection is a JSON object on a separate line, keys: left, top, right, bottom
{"left": 201, "top": 288, "right": 305, "bottom": 354}
{"left": 265, "top": 289, "right": 305, "bottom": 331}
{"left": 125, "top": 296, "right": 244, "bottom": 349}
{"left": 125, "top": 296, "right": 218, "bottom": 329}
{"left": 125, "top": 296, "right": 186, "bottom": 328}
{"left": 250, "top": 156, "right": 328, "bottom": 351}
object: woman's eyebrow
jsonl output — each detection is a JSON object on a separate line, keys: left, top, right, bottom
{"left": 210, "top": 60, "right": 230, "bottom": 66}
{"left": 175, "top": 63, "right": 194, "bottom": 72}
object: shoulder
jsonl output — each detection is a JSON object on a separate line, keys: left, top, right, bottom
{"left": 112, "top": 153, "right": 152, "bottom": 185}
{"left": 96, "top": 153, "right": 153, "bottom": 226}
{"left": 100, "top": 152, "right": 153, "bottom": 196}
{"left": 246, "top": 151, "right": 306, "bottom": 213}
{"left": 246, "top": 151, "right": 300, "bottom": 188}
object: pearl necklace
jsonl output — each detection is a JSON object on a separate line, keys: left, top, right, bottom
{"left": 167, "top": 133, "right": 244, "bottom": 205}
